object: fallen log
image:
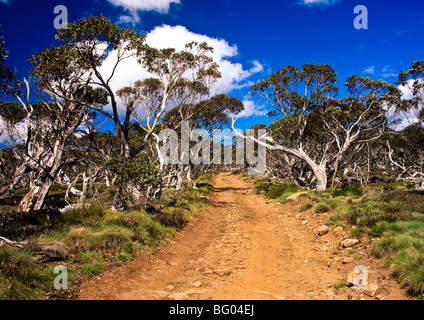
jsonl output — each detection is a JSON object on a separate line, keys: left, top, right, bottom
{"left": 0, "top": 236, "right": 27, "bottom": 248}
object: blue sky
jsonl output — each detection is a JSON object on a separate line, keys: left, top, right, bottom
{"left": 0, "top": 0, "right": 423, "bottom": 130}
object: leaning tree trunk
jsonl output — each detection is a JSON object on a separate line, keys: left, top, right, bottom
{"left": 310, "top": 163, "right": 327, "bottom": 192}
{"left": 232, "top": 124, "right": 329, "bottom": 192}
{"left": 18, "top": 166, "right": 57, "bottom": 213}
{"left": 18, "top": 167, "right": 57, "bottom": 212}
{"left": 17, "top": 132, "right": 72, "bottom": 212}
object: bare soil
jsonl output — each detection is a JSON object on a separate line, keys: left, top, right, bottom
{"left": 76, "top": 172, "right": 411, "bottom": 300}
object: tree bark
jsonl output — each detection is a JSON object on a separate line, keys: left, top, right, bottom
{"left": 232, "top": 122, "right": 329, "bottom": 191}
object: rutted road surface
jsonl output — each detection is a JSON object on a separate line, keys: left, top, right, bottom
{"left": 76, "top": 172, "right": 410, "bottom": 300}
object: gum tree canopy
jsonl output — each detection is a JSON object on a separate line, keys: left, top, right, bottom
{"left": 235, "top": 64, "right": 401, "bottom": 191}
{"left": 248, "top": 64, "right": 339, "bottom": 192}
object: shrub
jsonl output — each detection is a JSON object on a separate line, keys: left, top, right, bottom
{"left": 379, "top": 190, "right": 424, "bottom": 214}
{"left": 254, "top": 179, "right": 273, "bottom": 193}
{"left": 298, "top": 202, "right": 313, "bottom": 212}
{"left": 391, "top": 248, "right": 424, "bottom": 295}
{"left": 61, "top": 205, "right": 105, "bottom": 226}
{"left": 154, "top": 209, "right": 188, "bottom": 230}
{"left": 106, "top": 156, "right": 161, "bottom": 191}
{"left": 314, "top": 203, "right": 330, "bottom": 214}
{"left": 266, "top": 184, "right": 299, "bottom": 199}
{"left": 63, "top": 227, "right": 95, "bottom": 251}
{"left": 81, "top": 251, "right": 106, "bottom": 276}
{"left": 0, "top": 209, "right": 60, "bottom": 240}
{"left": 0, "top": 246, "right": 50, "bottom": 299}
{"left": 344, "top": 208, "right": 362, "bottom": 225}
{"left": 332, "top": 184, "right": 364, "bottom": 198}
{"left": 94, "top": 227, "right": 133, "bottom": 250}
{"left": 325, "top": 212, "right": 344, "bottom": 226}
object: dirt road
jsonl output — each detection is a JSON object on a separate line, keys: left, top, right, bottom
{"left": 76, "top": 172, "right": 410, "bottom": 300}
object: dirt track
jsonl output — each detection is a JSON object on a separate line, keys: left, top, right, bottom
{"left": 76, "top": 172, "right": 410, "bottom": 300}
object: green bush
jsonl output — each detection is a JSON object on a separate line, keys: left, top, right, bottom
{"left": 94, "top": 227, "right": 133, "bottom": 250}
{"left": 154, "top": 209, "right": 188, "bottom": 230}
{"left": 391, "top": 248, "right": 424, "bottom": 295}
{"left": 254, "top": 179, "right": 273, "bottom": 193}
{"left": 331, "top": 184, "right": 364, "bottom": 198}
{"left": 266, "top": 184, "right": 299, "bottom": 199}
{"left": 81, "top": 251, "right": 106, "bottom": 276}
{"left": 0, "top": 209, "right": 61, "bottom": 240}
{"left": 371, "top": 221, "right": 424, "bottom": 295}
{"left": 0, "top": 246, "right": 50, "bottom": 299}
{"left": 106, "top": 156, "right": 161, "bottom": 190}
{"left": 314, "top": 203, "right": 330, "bottom": 214}
{"left": 379, "top": 190, "right": 424, "bottom": 214}
{"left": 298, "top": 202, "right": 313, "bottom": 212}
{"left": 61, "top": 205, "right": 105, "bottom": 226}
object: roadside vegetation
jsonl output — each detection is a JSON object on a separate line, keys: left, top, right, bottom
{"left": 0, "top": 175, "right": 213, "bottom": 300}
{"left": 248, "top": 172, "right": 424, "bottom": 298}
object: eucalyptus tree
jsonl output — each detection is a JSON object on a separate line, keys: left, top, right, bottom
{"left": 322, "top": 76, "right": 401, "bottom": 187}
{"left": 386, "top": 124, "right": 424, "bottom": 184}
{"left": 233, "top": 64, "right": 402, "bottom": 191}
{"left": 56, "top": 15, "right": 221, "bottom": 160}
{"left": 45, "top": 15, "right": 221, "bottom": 205}
{"left": 130, "top": 42, "right": 221, "bottom": 158}
{"left": 0, "top": 43, "right": 109, "bottom": 212}
{"left": 0, "top": 26, "right": 20, "bottom": 97}
{"left": 55, "top": 15, "right": 146, "bottom": 158}
{"left": 397, "top": 60, "right": 424, "bottom": 125}
{"left": 239, "top": 64, "right": 339, "bottom": 191}
{"left": 159, "top": 94, "right": 244, "bottom": 189}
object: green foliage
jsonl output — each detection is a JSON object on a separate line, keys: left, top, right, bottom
{"left": 266, "top": 184, "right": 299, "bottom": 199}
{"left": 254, "top": 179, "right": 273, "bottom": 193}
{"left": 55, "top": 14, "right": 145, "bottom": 58}
{"left": 153, "top": 208, "right": 188, "bottom": 230}
{"left": 0, "top": 26, "right": 21, "bottom": 96}
{"left": 298, "top": 202, "right": 313, "bottom": 212}
{"left": 0, "top": 205, "right": 105, "bottom": 241}
{"left": 331, "top": 184, "right": 364, "bottom": 198}
{"left": 107, "top": 156, "right": 161, "bottom": 189}
{"left": 379, "top": 190, "right": 424, "bottom": 214}
{"left": 81, "top": 251, "right": 106, "bottom": 276}
{"left": 0, "top": 246, "right": 51, "bottom": 299}
{"left": 328, "top": 185, "right": 424, "bottom": 296}
{"left": 0, "top": 209, "right": 61, "bottom": 240}
{"left": 313, "top": 203, "right": 330, "bottom": 214}
{"left": 94, "top": 227, "right": 133, "bottom": 250}
{"left": 62, "top": 205, "right": 105, "bottom": 227}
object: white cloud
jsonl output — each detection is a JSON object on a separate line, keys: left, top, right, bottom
{"left": 393, "top": 79, "right": 424, "bottom": 130}
{"left": 107, "top": 0, "right": 180, "bottom": 13}
{"left": 363, "top": 65, "right": 398, "bottom": 78}
{"left": 106, "top": 0, "right": 180, "bottom": 25}
{"left": 145, "top": 25, "right": 264, "bottom": 92}
{"left": 249, "top": 60, "right": 264, "bottom": 74}
{"left": 95, "top": 25, "right": 263, "bottom": 116}
{"left": 298, "top": 0, "right": 341, "bottom": 6}
{"left": 363, "top": 65, "right": 375, "bottom": 74}
{"left": 237, "top": 99, "right": 267, "bottom": 118}
{"left": 398, "top": 79, "right": 421, "bottom": 101}
{"left": 381, "top": 65, "right": 397, "bottom": 78}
